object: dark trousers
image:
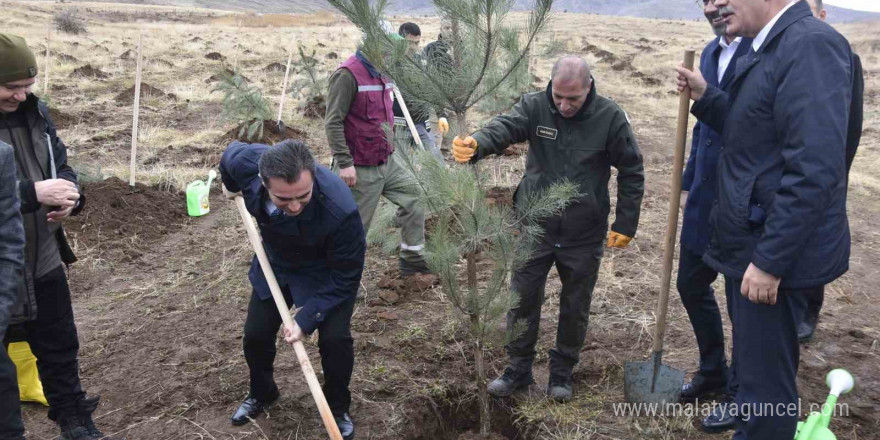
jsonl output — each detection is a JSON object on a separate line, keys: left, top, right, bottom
{"left": 727, "top": 277, "right": 808, "bottom": 440}
{"left": 506, "top": 240, "right": 604, "bottom": 378}
{"left": 676, "top": 246, "right": 731, "bottom": 384}
{"left": 2, "top": 265, "right": 85, "bottom": 427}
{"left": 243, "top": 292, "right": 355, "bottom": 417}
{"left": 0, "top": 342, "right": 25, "bottom": 439}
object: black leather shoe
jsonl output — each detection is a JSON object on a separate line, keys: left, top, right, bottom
{"left": 335, "top": 413, "right": 355, "bottom": 440}
{"left": 701, "top": 397, "right": 737, "bottom": 433}
{"left": 230, "top": 390, "right": 279, "bottom": 426}
{"left": 680, "top": 373, "right": 725, "bottom": 401}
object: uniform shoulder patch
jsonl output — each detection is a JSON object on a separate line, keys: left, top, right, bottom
{"left": 536, "top": 125, "right": 557, "bottom": 140}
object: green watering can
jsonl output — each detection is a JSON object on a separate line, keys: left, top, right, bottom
{"left": 794, "top": 369, "right": 855, "bottom": 440}
{"left": 186, "top": 170, "right": 216, "bottom": 217}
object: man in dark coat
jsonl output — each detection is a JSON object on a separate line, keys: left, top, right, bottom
{"left": 0, "top": 140, "right": 25, "bottom": 440}
{"left": 795, "top": 0, "right": 864, "bottom": 342}
{"left": 676, "top": 1, "right": 855, "bottom": 438}
{"left": 220, "top": 140, "right": 365, "bottom": 440}
{"left": 453, "top": 56, "right": 644, "bottom": 403}
{"left": 0, "top": 33, "right": 116, "bottom": 440}
{"left": 676, "top": 0, "right": 752, "bottom": 433}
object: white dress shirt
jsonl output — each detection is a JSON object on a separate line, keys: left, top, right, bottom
{"left": 752, "top": 0, "right": 798, "bottom": 52}
{"left": 718, "top": 37, "right": 742, "bottom": 83}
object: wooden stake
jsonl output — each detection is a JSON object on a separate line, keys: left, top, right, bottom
{"left": 42, "top": 27, "right": 51, "bottom": 95}
{"left": 392, "top": 85, "right": 423, "bottom": 148}
{"left": 276, "top": 45, "right": 294, "bottom": 124}
{"left": 129, "top": 32, "right": 143, "bottom": 187}
{"left": 231, "top": 195, "right": 343, "bottom": 440}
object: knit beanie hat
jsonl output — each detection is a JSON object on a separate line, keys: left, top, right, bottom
{"left": 0, "top": 33, "right": 38, "bottom": 84}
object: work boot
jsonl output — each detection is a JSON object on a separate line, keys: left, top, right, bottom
{"left": 230, "top": 389, "right": 280, "bottom": 426}
{"left": 798, "top": 290, "right": 823, "bottom": 343}
{"left": 56, "top": 395, "right": 119, "bottom": 440}
{"left": 547, "top": 374, "right": 573, "bottom": 403}
{"left": 680, "top": 373, "right": 725, "bottom": 402}
{"left": 334, "top": 413, "right": 355, "bottom": 440}
{"left": 399, "top": 257, "right": 432, "bottom": 277}
{"left": 487, "top": 366, "right": 534, "bottom": 397}
{"left": 700, "top": 395, "right": 737, "bottom": 433}
{"left": 78, "top": 396, "right": 121, "bottom": 439}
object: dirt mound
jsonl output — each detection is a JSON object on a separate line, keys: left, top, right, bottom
{"left": 204, "top": 69, "right": 250, "bottom": 84}
{"left": 326, "top": 51, "right": 339, "bottom": 60}
{"left": 262, "top": 62, "right": 286, "bottom": 73}
{"left": 57, "top": 53, "right": 79, "bottom": 63}
{"left": 70, "top": 64, "right": 109, "bottom": 79}
{"left": 65, "top": 177, "right": 190, "bottom": 263}
{"left": 114, "top": 83, "right": 178, "bottom": 106}
{"left": 119, "top": 49, "right": 135, "bottom": 59}
{"left": 302, "top": 95, "right": 327, "bottom": 119}
{"left": 374, "top": 272, "right": 439, "bottom": 304}
{"left": 188, "top": 36, "right": 203, "bottom": 43}
{"left": 151, "top": 58, "right": 174, "bottom": 68}
{"left": 219, "top": 120, "right": 308, "bottom": 145}
{"left": 48, "top": 107, "right": 76, "bottom": 127}
{"left": 204, "top": 51, "right": 225, "bottom": 61}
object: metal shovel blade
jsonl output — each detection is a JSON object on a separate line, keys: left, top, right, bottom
{"left": 624, "top": 351, "right": 685, "bottom": 404}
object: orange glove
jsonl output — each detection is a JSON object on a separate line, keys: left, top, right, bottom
{"left": 452, "top": 136, "right": 478, "bottom": 163}
{"left": 607, "top": 231, "right": 633, "bottom": 249}
{"left": 437, "top": 117, "right": 449, "bottom": 135}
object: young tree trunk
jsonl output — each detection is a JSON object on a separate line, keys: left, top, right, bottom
{"left": 471, "top": 314, "right": 490, "bottom": 435}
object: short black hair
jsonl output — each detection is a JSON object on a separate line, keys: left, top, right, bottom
{"left": 258, "top": 139, "right": 316, "bottom": 187}
{"left": 398, "top": 22, "right": 421, "bottom": 37}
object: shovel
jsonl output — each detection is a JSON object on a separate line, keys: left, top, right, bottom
{"left": 624, "top": 50, "right": 695, "bottom": 405}
{"left": 231, "top": 194, "right": 343, "bottom": 440}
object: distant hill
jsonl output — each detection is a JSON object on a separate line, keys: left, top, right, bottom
{"left": 33, "top": 0, "right": 880, "bottom": 23}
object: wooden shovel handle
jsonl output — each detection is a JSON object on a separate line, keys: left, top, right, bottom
{"left": 652, "top": 50, "right": 696, "bottom": 355}
{"left": 233, "top": 196, "right": 343, "bottom": 440}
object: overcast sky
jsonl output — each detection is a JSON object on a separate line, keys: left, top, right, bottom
{"left": 825, "top": 0, "right": 880, "bottom": 12}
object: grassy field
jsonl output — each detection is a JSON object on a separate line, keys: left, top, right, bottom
{"left": 3, "top": 1, "right": 879, "bottom": 439}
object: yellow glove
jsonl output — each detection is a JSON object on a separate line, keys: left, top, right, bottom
{"left": 607, "top": 231, "right": 633, "bottom": 249}
{"left": 452, "top": 136, "right": 478, "bottom": 163}
{"left": 437, "top": 117, "right": 449, "bottom": 135}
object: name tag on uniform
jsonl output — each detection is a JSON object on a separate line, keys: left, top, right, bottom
{"left": 536, "top": 126, "right": 557, "bottom": 140}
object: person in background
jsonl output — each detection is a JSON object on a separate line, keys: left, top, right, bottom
{"left": 675, "top": 0, "right": 752, "bottom": 434}
{"left": 794, "top": 0, "right": 863, "bottom": 343}
{"left": 393, "top": 22, "right": 444, "bottom": 162}
{"left": 324, "top": 42, "right": 433, "bottom": 278}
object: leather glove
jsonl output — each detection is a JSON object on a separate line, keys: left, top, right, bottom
{"left": 437, "top": 117, "right": 449, "bottom": 135}
{"left": 222, "top": 183, "right": 242, "bottom": 200}
{"left": 452, "top": 136, "right": 478, "bottom": 163}
{"left": 606, "top": 231, "right": 633, "bottom": 249}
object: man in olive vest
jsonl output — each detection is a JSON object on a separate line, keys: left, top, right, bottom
{"left": 325, "top": 46, "right": 431, "bottom": 277}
